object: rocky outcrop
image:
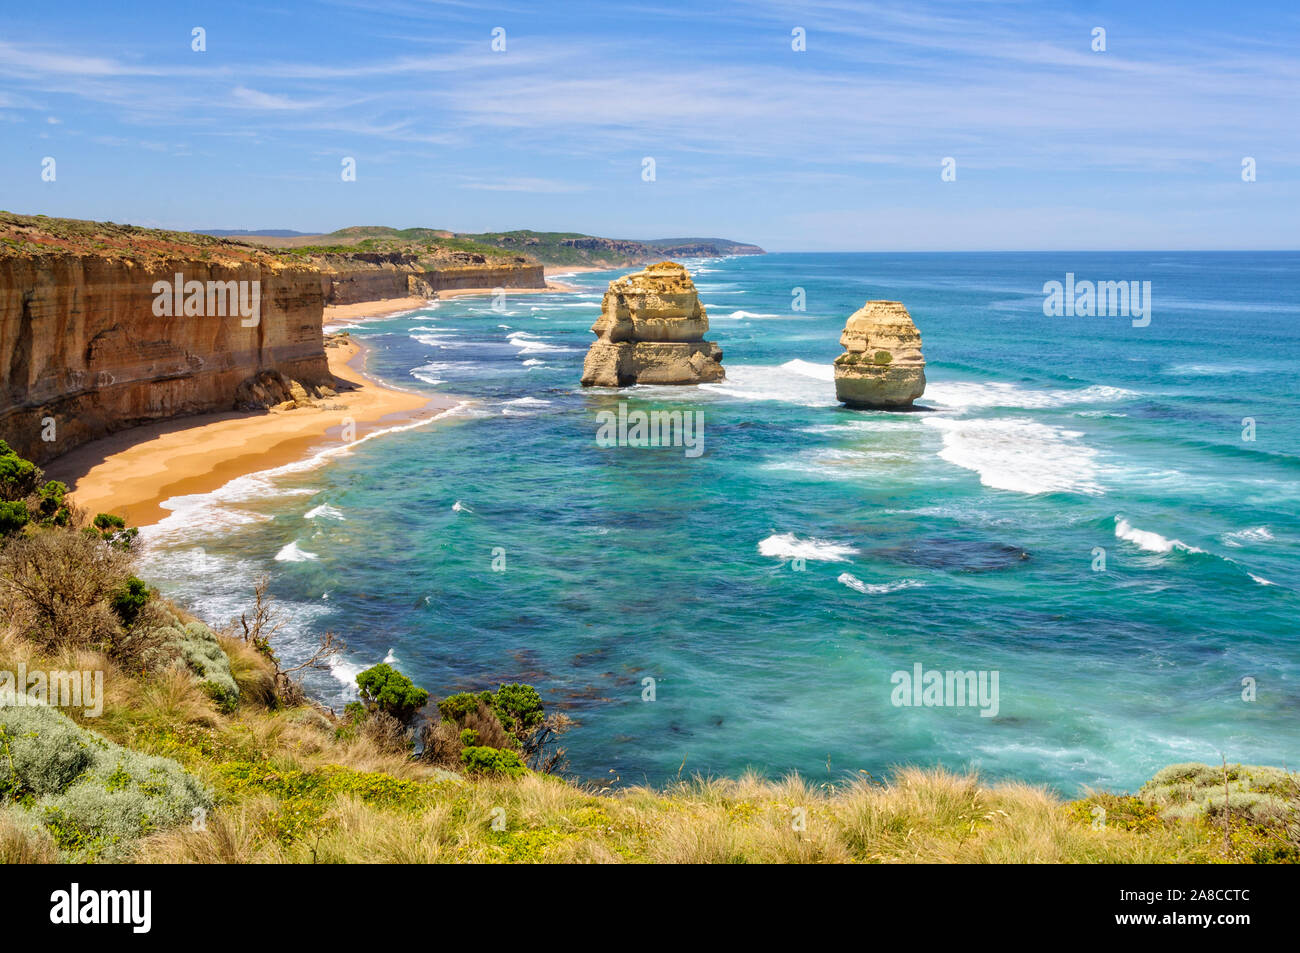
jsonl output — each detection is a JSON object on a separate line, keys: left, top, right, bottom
{"left": 833, "top": 301, "right": 926, "bottom": 408}
{"left": 580, "top": 262, "right": 724, "bottom": 387}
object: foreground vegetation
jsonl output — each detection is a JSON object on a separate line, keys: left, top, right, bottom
{"left": 0, "top": 441, "right": 1295, "bottom": 863}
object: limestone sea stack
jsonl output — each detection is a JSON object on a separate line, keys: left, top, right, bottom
{"left": 833, "top": 300, "right": 926, "bottom": 408}
{"left": 580, "top": 262, "right": 724, "bottom": 387}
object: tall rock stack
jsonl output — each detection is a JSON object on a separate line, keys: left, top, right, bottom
{"left": 833, "top": 300, "right": 926, "bottom": 408}
{"left": 580, "top": 262, "right": 724, "bottom": 387}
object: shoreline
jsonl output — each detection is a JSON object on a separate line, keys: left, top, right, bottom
{"left": 48, "top": 338, "right": 459, "bottom": 528}
{"left": 48, "top": 274, "right": 604, "bottom": 528}
{"left": 321, "top": 276, "right": 586, "bottom": 327}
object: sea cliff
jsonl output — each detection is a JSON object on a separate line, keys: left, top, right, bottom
{"left": 0, "top": 213, "right": 543, "bottom": 465}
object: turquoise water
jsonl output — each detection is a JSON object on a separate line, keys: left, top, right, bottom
{"left": 140, "top": 252, "right": 1300, "bottom": 794}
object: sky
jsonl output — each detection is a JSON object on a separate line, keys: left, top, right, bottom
{"left": 1, "top": 0, "right": 1296, "bottom": 250}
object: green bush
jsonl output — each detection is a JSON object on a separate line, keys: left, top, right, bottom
{"left": 91, "top": 513, "right": 138, "bottom": 551}
{"left": 0, "top": 441, "right": 39, "bottom": 502}
{"left": 110, "top": 577, "right": 151, "bottom": 627}
{"left": 0, "top": 697, "right": 211, "bottom": 860}
{"left": 35, "top": 481, "right": 71, "bottom": 526}
{"left": 356, "top": 663, "right": 429, "bottom": 723}
{"left": 0, "top": 500, "right": 28, "bottom": 537}
{"left": 491, "top": 683, "right": 545, "bottom": 740}
{"left": 460, "top": 745, "right": 527, "bottom": 778}
{"left": 438, "top": 690, "right": 492, "bottom": 723}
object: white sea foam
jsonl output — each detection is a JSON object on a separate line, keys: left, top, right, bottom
{"left": 506, "top": 331, "right": 568, "bottom": 354}
{"left": 924, "top": 417, "right": 1102, "bottom": 495}
{"left": 501, "top": 396, "right": 553, "bottom": 416}
{"left": 411, "top": 360, "right": 477, "bottom": 385}
{"left": 1113, "top": 516, "right": 1204, "bottom": 554}
{"left": 143, "top": 402, "right": 470, "bottom": 546}
{"left": 710, "top": 309, "right": 784, "bottom": 320}
{"left": 925, "top": 381, "right": 1138, "bottom": 412}
{"left": 275, "top": 541, "right": 319, "bottom": 562}
{"left": 1222, "top": 526, "right": 1274, "bottom": 547}
{"left": 410, "top": 331, "right": 465, "bottom": 349}
{"left": 1248, "top": 572, "right": 1277, "bottom": 586}
{"left": 1166, "top": 363, "right": 1267, "bottom": 376}
{"left": 758, "top": 532, "right": 858, "bottom": 562}
{"left": 837, "top": 573, "right": 924, "bottom": 595}
{"left": 703, "top": 360, "right": 838, "bottom": 407}
{"left": 305, "top": 503, "right": 345, "bottom": 521}
{"left": 452, "top": 500, "right": 473, "bottom": 513}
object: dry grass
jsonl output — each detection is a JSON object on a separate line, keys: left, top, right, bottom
{"left": 1, "top": 622, "right": 1291, "bottom": 865}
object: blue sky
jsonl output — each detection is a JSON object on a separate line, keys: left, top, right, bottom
{"left": 1, "top": 0, "right": 1296, "bottom": 250}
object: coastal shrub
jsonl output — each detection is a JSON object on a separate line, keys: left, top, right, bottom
{"left": 0, "top": 698, "right": 211, "bottom": 861}
{"left": 356, "top": 663, "right": 429, "bottom": 723}
{"left": 491, "top": 683, "right": 546, "bottom": 741}
{"left": 1140, "top": 762, "right": 1297, "bottom": 825}
{"left": 153, "top": 621, "right": 240, "bottom": 712}
{"left": 433, "top": 684, "right": 569, "bottom": 772}
{"left": 35, "top": 481, "right": 71, "bottom": 526}
{"left": 0, "top": 441, "right": 39, "bottom": 502}
{"left": 460, "top": 746, "right": 527, "bottom": 778}
{"left": 0, "top": 527, "right": 130, "bottom": 651}
{"left": 91, "top": 512, "right": 139, "bottom": 551}
{"left": 110, "top": 576, "right": 151, "bottom": 627}
{"left": 0, "top": 500, "right": 28, "bottom": 537}
{"left": 438, "top": 690, "right": 493, "bottom": 723}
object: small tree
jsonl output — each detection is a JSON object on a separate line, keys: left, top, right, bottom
{"left": 0, "top": 441, "right": 39, "bottom": 502}
{"left": 356, "top": 663, "right": 429, "bottom": 723}
{"left": 109, "top": 576, "right": 151, "bottom": 626}
{"left": 0, "top": 501, "right": 29, "bottom": 538}
{"left": 91, "top": 513, "right": 138, "bottom": 551}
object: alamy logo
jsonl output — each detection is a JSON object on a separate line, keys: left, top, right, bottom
{"left": 595, "top": 402, "right": 704, "bottom": 458}
{"left": 152, "top": 273, "right": 261, "bottom": 326}
{"left": 890, "top": 663, "right": 1000, "bottom": 718}
{"left": 0, "top": 665, "right": 103, "bottom": 716}
{"left": 49, "top": 883, "right": 151, "bottom": 933}
{"left": 1043, "top": 273, "right": 1151, "bottom": 327}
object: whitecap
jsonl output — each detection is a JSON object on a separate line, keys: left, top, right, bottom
{"left": 1113, "top": 516, "right": 1204, "bottom": 554}
{"left": 758, "top": 532, "right": 857, "bottom": 562}
{"left": 275, "top": 541, "right": 319, "bottom": 562}
{"left": 838, "top": 573, "right": 924, "bottom": 594}
{"left": 304, "top": 503, "right": 345, "bottom": 521}
{"left": 1222, "top": 526, "right": 1274, "bottom": 547}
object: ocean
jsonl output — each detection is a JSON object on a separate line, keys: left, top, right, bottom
{"left": 137, "top": 251, "right": 1300, "bottom": 795}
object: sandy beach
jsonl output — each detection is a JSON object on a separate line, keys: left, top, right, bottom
{"left": 47, "top": 339, "right": 457, "bottom": 528}
{"left": 46, "top": 274, "right": 603, "bottom": 529}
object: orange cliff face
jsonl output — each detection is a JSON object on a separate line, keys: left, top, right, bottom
{"left": 0, "top": 214, "right": 331, "bottom": 465}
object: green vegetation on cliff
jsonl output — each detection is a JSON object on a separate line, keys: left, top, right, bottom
{"left": 0, "top": 442, "right": 1294, "bottom": 864}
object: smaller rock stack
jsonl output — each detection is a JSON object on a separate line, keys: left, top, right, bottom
{"left": 580, "top": 262, "right": 724, "bottom": 387}
{"left": 833, "top": 301, "right": 926, "bottom": 408}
